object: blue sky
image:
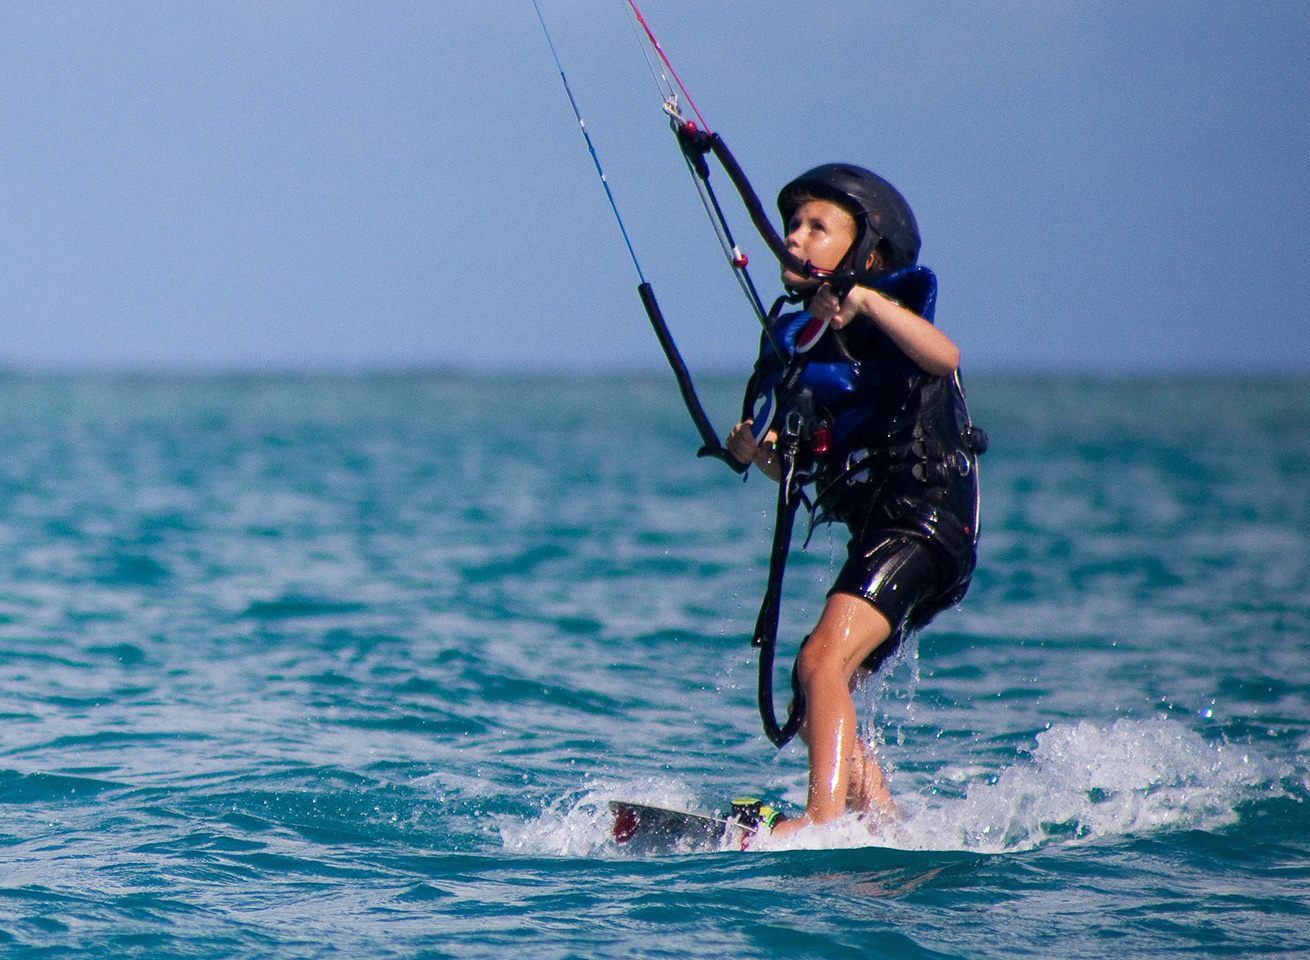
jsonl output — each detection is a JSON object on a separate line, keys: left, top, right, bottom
{"left": 3, "top": 1, "right": 1307, "bottom": 373}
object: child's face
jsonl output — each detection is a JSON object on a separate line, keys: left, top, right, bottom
{"left": 781, "top": 199, "right": 857, "bottom": 287}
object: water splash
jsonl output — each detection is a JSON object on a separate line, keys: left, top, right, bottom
{"left": 497, "top": 777, "right": 702, "bottom": 857}
{"left": 501, "top": 719, "right": 1286, "bottom": 858}
{"left": 890, "top": 717, "right": 1282, "bottom": 853}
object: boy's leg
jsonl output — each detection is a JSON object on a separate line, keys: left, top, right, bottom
{"left": 772, "top": 592, "right": 893, "bottom": 834}
{"left": 796, "top": 669, "right": 895, "bottom": 817}
{"left": 847, "top": 734, "right": 896, "bottom": 817}
{"left": 844, "top": 666, "right": 897, "bottom": 817}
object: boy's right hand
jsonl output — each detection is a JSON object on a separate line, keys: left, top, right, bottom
{"left": 727, "top": 421, "right": 782, "bottom": 480}
{"left": 726, "top": 420, "right": 760, "bottom": 464}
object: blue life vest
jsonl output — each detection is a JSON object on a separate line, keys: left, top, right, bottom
{"left": 746, "top": 266, "right": 939, "bottom": 453}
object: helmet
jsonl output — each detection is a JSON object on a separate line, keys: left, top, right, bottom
{"left": 777, "top": 163, "right": 920, "bottom": 284}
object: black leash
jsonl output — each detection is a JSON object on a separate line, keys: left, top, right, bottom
{"left": 750, "top": 394, "right": 818, "bottom": 747}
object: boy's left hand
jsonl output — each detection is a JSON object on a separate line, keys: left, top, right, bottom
{"left": 810, "top": 283, "right": 858, "bottom": 330}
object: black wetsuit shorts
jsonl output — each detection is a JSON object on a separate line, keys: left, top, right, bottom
{"left": 829, "top": 535, "right": 952, "bottom": 671}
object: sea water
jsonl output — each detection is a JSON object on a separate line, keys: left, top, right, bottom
{"left": 0, "top": 371, "right": 1307, "bottom": 959}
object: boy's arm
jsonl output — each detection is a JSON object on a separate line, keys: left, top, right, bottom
{"left": 813, "top": 284, "right": 960, "bottom": 376}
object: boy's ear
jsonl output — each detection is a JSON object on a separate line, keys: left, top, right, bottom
{"left": 865, "top": 239, "right": 892, "bottom": 273}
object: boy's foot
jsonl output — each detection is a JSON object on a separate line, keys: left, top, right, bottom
{"left": 727, "top": 797, "right": 783, "bottom": 847}
{"left": 764, "top": 801, "right": 901, "bottom": 839}
{"left": 766, "top": 814, "right": 810, "bottom": 838}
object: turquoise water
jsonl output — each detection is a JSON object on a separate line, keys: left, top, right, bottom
{"left": 1, "top": 371, "right": 1307, "bottom": 958}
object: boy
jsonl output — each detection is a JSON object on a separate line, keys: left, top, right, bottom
{"left": 725, "top": 164, "right": 982, "bottom": 836}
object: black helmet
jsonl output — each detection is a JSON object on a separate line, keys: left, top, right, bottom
{"left": 777, "top": 163, "right": 920, "bottom": 284}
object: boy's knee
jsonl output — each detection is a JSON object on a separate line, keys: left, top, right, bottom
{"left": 794, "top": 641, "right": 842, "bottom": 692}
{"left": 795, "top": 605, "right": 894, "bottom": 690}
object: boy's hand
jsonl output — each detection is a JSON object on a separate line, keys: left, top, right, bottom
{"left": 810, "top": 283, "right": 857, "bottom": 329}
{"left": 727, "top": 420, "right": 762, "bottom": 464}
{"left": 811, "top": 282, "right": 887, "bottom": 330}
{"left": 727, "top": 421, "right": 782, "bottom": 480}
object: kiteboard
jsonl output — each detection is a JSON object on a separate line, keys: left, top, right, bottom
{"left": 609, "top": 799, "right": 779, "bottom": 854}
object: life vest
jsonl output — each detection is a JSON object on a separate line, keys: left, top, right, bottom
{"left": 742, "top": 267, "right": 983, "bottom": 504}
